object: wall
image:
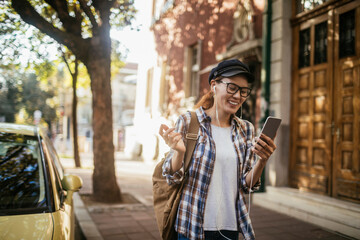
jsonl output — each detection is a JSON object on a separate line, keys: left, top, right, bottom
{"left": 265, "top": 0, "right": 292, "bottom": 187}
{"left": 151, "top": 0, "right": 264, "bottom": 113}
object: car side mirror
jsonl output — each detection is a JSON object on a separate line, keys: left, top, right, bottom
{"left": 61, "top": 174, "right": 83, "bottom": 205}
{"left": 62, "top": 174, "right": 83, "bottom": 191}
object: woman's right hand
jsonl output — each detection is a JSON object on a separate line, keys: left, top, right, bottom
{"left": 159, "top": 124, "right": 186, "bottom": 154}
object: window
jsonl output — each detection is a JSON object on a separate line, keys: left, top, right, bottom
{"left": 296, "top": 0, "right": 330, "bottom": 14}
{"left": 299, "top": 28, "right": 311, "bottom": 68}
{"left": 159, "top": 61, "right": 169, "bottom": 111}
{"left": 314, "top": 21, "right": 327, "bottom": 65}
{"left": 43, "top": 135, "right": 64, "bottom": 179}
{"left": 0, "top": 133, "right": 47, "bottom": 213}
{"left": 152, "top": 0, "right": 174, "bottom": 24}
{"left": 42, "top": 140, "right": 63, "bottom": 203}
{"left": 339, "top": 10, "right": 355, "bottom": 58}
{"left": 185, "top": 41, "right": 201, "bottom": 98}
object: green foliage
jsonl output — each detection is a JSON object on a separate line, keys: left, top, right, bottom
{"left": 0, "top": 0, "right": 56, "bottom": 67}
{"left": 20, "top": 73, "right": 57, "bottom": 125}
{"left": 111, "top": 40, "right": 127, "bottom": 76}
{"left": 0, "top": 64, "right": 58, "bottom": 127}
{"left": 0, "top": 0, "right": 136, "bottom": 86}
{"left": 0, "top": 69, "right": 21, "bottom": 122}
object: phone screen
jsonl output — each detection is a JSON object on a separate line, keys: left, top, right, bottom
{"left": 259, "top": 117, "right": 282, "bottom": 139}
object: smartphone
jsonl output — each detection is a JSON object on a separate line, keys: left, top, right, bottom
{"left": 259, "top": 116, "right": 282, "bottom": 139}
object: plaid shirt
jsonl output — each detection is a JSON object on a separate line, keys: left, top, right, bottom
{"left": 163, "top": 107, "right": 260, "bottom": 240}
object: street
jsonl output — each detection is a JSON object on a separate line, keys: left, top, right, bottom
{"left": 62, "top": 153, "right": 353, "bottom": 240}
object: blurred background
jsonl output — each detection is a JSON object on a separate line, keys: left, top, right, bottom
{"left": 1, "top": 0, "right": 359, "bottom": 238}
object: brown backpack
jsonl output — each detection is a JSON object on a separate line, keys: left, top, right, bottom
{"left": 152, "top": 111, "right": 200, "bottom": 240}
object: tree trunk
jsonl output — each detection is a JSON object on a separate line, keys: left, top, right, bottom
{"left": 72, "top": 60, "right": 81, "bottom": 168}
{"left": 86, "top": 45, "right": 121, "bottom": 203}
{"left": 10, "top": 0, "right": 122, "bottom": 203}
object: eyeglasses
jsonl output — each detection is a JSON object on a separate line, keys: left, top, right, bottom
{"left": 218, "top": 80, "right": 252, "bottom": 97}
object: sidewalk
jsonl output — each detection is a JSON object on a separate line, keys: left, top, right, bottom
{"left": 61, "top": 153, "right": 353, "bottom": 240}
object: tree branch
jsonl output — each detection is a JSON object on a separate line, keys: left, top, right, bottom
{"left": 78, "top": 0, "right": 98, "bottom": 29}
{"left": 11, "top": 0, "right": 89, "bottom": 63}
{"left": 44, "top": 0, "right": 82, "bottom": 36}
{"left": 59, "top": 46, "right": 74, "bottom": 77}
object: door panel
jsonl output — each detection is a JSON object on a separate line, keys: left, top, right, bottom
{"left": 290, "top": 12, "right": 333, "bottom": 195}
{"left": 291, "top": 0, "right": 360, "bottom": 202}
{"left": 333, "top": 3, "right": 360, "bottom": 202}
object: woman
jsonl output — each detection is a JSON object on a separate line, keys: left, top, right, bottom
{"left": 159, "top": 59, "right": 277, "bottom": 240}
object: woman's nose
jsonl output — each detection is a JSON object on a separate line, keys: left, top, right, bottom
{"left": 232, "top": 90, "right": 242, "bottom": 99}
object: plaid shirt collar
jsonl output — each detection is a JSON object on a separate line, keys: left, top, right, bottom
{"left": 196, "top": 106, "right": 241, "bottom": 128}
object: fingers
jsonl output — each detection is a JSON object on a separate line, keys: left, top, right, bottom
{"left": 260, "top": 134, "right": 277, "bottom": 149}
{"left": 159, "top": 124, "right": 169, "bottom": 136}
{"left": 159, "top": 124, "right": 174, "bottom": 142}
{"left": 159, "top": 124, "right": 182, "bottom": 147}
{"left": 169, "top": 134, "right": 182, "bottom": 149}
{"left": 252, "top": 134, "right": 277, "bottom": 161}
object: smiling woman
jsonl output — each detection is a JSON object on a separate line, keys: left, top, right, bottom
{"left": 157, "top": 59, "right": 278, "bottom": 240}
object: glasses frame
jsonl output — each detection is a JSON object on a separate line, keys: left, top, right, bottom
{"left": 217, "top": 80, "right": 252, "bottom": 97}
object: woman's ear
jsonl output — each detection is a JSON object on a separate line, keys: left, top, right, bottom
{"left": 210, "top": 80, "right": 216, "bottom": 94}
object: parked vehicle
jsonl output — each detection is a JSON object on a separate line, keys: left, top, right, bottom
{"left": 0, "top": 123, "right": 82, "bottom": 239}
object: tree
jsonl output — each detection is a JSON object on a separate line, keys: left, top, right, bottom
{"left": 8, "top": 0, "right": 136, "bottom": 202}
{"left": 60, "top": 47, "right": 81, "bottom": 168}
{"left": 21, "top": 73, "right": 58, "bottom": 128}
{"left": 0, "top": 67, "right": 21, "bottom": 123}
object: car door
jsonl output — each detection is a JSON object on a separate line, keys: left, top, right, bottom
{"left": 41, "top": 136, "right": 74, "bottom": 240}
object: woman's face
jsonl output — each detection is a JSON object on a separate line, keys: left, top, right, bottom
{"left": 212, "top": 75, "right": 249, "bottom": 116}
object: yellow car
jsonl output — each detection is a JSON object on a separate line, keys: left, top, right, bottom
{"left": 0, "top": 123, "right": 82, "bottom": 239}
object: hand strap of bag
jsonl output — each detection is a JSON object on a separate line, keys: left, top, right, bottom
{"left": 183, "top": 111, "right": 200, "bottom": 173}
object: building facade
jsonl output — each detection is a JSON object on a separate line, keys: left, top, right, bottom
{"left": 58, "top": 62, "right": 138, "bottom": 154}
{"left": 151, "top": 0, "right": 264, "bottom": 127}
{"left": 134, "top": 0, "right": 360, "bottom": 237}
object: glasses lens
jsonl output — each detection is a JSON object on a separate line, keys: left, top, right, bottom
{"left": 227, "top": 83, "right": 238, "bottom": 94}
{"left": 240, "top": 88, "right": 251, "bottom": 97}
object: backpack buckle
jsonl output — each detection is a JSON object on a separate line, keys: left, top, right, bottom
{"left": 186, "top": 133, "right": 198, "bottom": 140}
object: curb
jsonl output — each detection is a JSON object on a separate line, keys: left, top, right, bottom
{"left": 73, "top": 192, "right": 104, "bottom": 240}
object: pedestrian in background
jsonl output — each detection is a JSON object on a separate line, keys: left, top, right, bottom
{"left": 159, "top": 59, "right": 277, "bottom": 240}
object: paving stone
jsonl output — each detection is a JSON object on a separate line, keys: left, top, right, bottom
{"left": 113, "top": 219, "right": 138, "bottom": 227}
{"left": 149, "top": 230, "right": 161, "bottom": 240}
{"left": 127, "top": 232, "right": 157, "bottom": 240}
{"left": 97, "top": 222, "right": 121, "bottom": 230}
{"left": 259, "top": 226, "right": 286, "bottom": 235}
{"left": 139, "top": 219, "right": 158, "bottom": 227}
{"left": 119, "top": 225, "right": 146, "bottom": 234}
{"left": 103, "top": 234, "right": 130, "bottom": 240}
{"left": 99, "top": 227, "right": 124, "bottom": 236}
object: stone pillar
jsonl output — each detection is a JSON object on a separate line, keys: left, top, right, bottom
{"left": 265, "top": 0, "right": 292, "bottom": 187}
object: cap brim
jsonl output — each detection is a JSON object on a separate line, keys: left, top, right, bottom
{"left": 220, "top": 70, "right": 254, "bottom": 82}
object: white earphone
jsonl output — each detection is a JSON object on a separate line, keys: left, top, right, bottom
{"left": 213, "top": 86, "right": 216, "bottom": 94}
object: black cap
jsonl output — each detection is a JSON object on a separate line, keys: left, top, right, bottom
{"left": 208, "top": 59, "right": 254, "bottom": 84}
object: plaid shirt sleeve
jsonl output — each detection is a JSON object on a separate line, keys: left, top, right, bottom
{"left": 241, "top": 121, "right": 261, "bottom": 193}
{"left": 162, "top": 114, "right": 187, "bottom": 185}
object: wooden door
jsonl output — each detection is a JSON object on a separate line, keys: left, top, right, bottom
{"left": 333, "top": 2, "right": 360, "bottom": 202}
{"left": 290, "top": 12, "right": 333, "bottom": 195}
{"left": 290, "top": 0, "right": 360, "bottom": 202}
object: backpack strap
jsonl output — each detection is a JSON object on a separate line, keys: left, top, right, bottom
{"left": 183, "top": 111, "right": 200, "bottom": 173}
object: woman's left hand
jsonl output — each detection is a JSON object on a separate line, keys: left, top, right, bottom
{"left": 252, "top": 134, "right": 277, "bottom": 164}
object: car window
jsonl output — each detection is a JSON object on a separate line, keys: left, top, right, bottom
{"left": 42, "top": 140, "right": 63, "bottom": 196}
{"left": 0, "top": 132, "right": 48, "bottom": 213}
{"left": 43, "top": 134, "right": 64, "bottom": 179}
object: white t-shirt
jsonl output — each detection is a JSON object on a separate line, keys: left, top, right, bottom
{"left": 203, "top": 124, "right": 238, "bottom": 231}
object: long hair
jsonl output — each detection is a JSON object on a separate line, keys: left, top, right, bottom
{"left": 194, "top": 91, "right": 214, "bottom": 109}
{"left": 194, "top": 77, "right": 223, "bottom": 109}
